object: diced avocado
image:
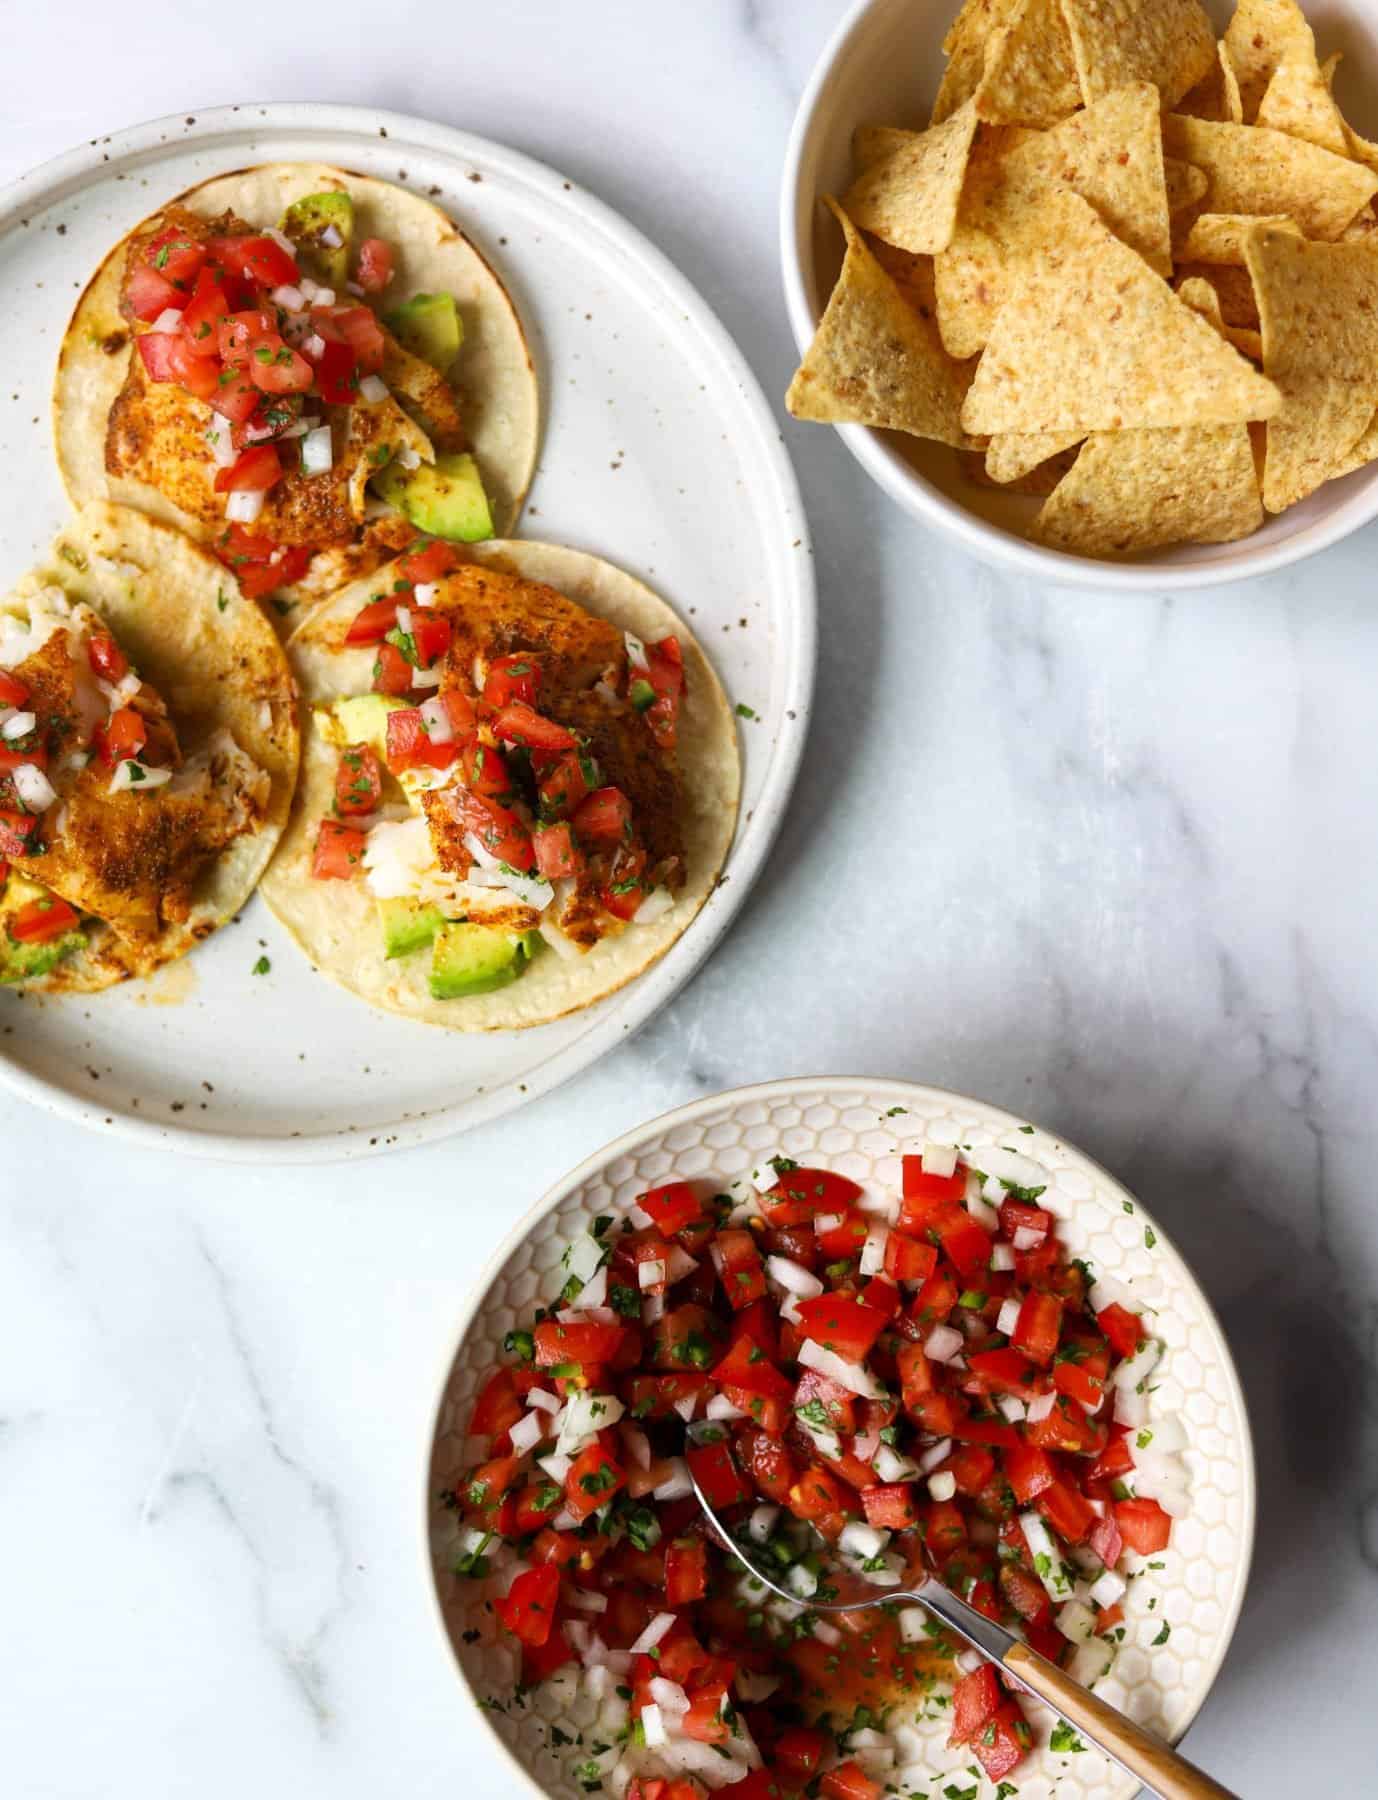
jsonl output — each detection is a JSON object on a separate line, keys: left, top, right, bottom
{"left": 329, "top": 692, "right": 407, "bottom": 759}
{"left": 384, "top": 293, "right": 463, "bottom": 371}
{"left": 373, "top": 451, "right": 494, "bottom": 543}
{"left": 0, "top": 876, "right": 86, "bottom": 984}
{"left": 280, "top": 192, "right": 353, "bottom": 288}
{"left": 378, "top": 896, "right": 444, "bottom": 960}
{"left": 428, "top": 922, "right": 536, "bottom": 1000}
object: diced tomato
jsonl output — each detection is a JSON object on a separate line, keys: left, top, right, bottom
{"left": 564, "top": 1443, "right": 625, "bottom": 1522}
{"left": 711, "top": 1336, "right": 792, "bottom": 1403}
{"left": 640, "top": 1181, "right": 701, "bottom": 1237}
{"left": 1000, "top": 1561, "right": 1052, "bottom": 1624}
{"left": 213, "top": 233, "right": 300, "bottom": 288}
{"left": 1037, "top": 1477, "right": 1096, "bottom": 1544}
{"left": 0, "top": 812, "right": 40, "bottom": 857}
{"left": 521, "top": 1623, "right": 573, "bottom": 1685}
{"left": 311, "top": 819, "right": 366, "bottom": 879}
{"left": 1096, "top": 1601, "right": 1125, "bottom": 1634}
{"left": 945, "top": 1444, "right": 996, "bottom": 1496}
{"left": 687, "top": 1436, "right": 751, "bottom": 1510}
{"left": 0, "top": 672, "right": 29, "bottom": 708}
{"left": 649, "top": 1302, "right": 718, "bottom": 1371}
{"left": 623, "top": 1373, "right": 711, "bottom": 1420}
{"left": 926, "top": 1497, "right": 967, "bottom": 1557}
{"left": 820, "top": 1760, "right": 882, "bottom": 1800}
{"left": 572, "top": 785, "right": 632, "bottom": 843}
{"left": 404, "top": 608, "right": 450, "bottom": 670}
{"left": 860, "top": 1275, "right": 900, "bottom": 1320}
{"left": 247, "top": 333, "right": 314, "bottom": 394}
{"left": 1091, "top": 1430, "right": 1135, "bottom": 1483}
{"left": 1000, "top": 1197, "right": 1052, "bottom": 1241}
{"left": 897, "top": 1341, "right": 938, "bottom": 1412}
{"left": 534, "top": 1318, "right": 625, "bottom": 1368}
{"left": 8, "top": 896, "right": 79, "bottom": 944}
{"left": 713, "top": 1228, "right": 766, "bottom": 1309}
{"left": 334, "top": 744, "right": 382, "bottom": 816}
{"left": 483, "top": 651, "right": 541, "bottom": 708}
{"left": 207, "top": 357, "right": 261, "bottom": 423}
{"left": 949, "top": 1663, "right": 1001, "bottom": 1746}
{"left": 494, "top": 1562, "right": 560, "bottom": 1647}
{"left": 640, "top": 636, "right": 684, "bottom": 750}
{"left": 126, "top": 262, "right": 183, "bottom": 322}
{"left": 601, "top": 844, "right": 647, "bottom": 922}
{"left": 664, "top": 1537, "right": 707, "bottom": 1607}
{"left": 1054, "top": 1357, "right": 1105, "bottom": 1412}
{"left": 97, "top": 706, "right": 147, "bottom": 767}
{"left": 213, "top": 443, "right": 282, "bottom": 494}
{"left": 469, "top": 1369, "right": 523, "bottom": 1438}
{"left": 967, "top": 1347, "right": 1042, "bottom": 1397}
{"left": 949, "top": 1412, "right": 1019, "bottom": 1451}
{"left": 772, "top": 1725, "right": 827, "bottom": 1780}
{"left": 1012, "top": 1290, "right": 1063, "bottom": 1366}
{"left": 536, "top": 749, "right": 589, "bottom": 820}
{"left": 179, "top": 266, "right": 232, "bottom": 354}
{"left": 216, "top": 308, "right": 274, "bottom": 361}
{"left": 384, "top": 706, "right": 454, "bottom": 774}
{"left": 933, "top": 1206, "right": 994, "bottom": 1282}
{"left": 1026, "top": 1394, "right": 1106, "bottom": 1458}
{"left": 1098, "top": 1302, "right": 1146, "bottom": 1359}
{"left": 368, "top": 641, "right": 412, "bottom": 698}
{"left": 897, "top": 1157, "right": 966, "bottom": 1234}
{"left": 788, "top": 1465, "right": 855, "bottom": 1522}
{"left": 325, "top": 304, "right": 387, "bottom": 374}
{"left": 464, "top": 1454, "right": 521, "bottom": 1512}
{"left": 736, "top": 1424, "right": 797, "bottom": 1500}
{"left": 680, "top": 1682, "right": 730, "bottom": 1744}
{"left": 1088, "top": 1513, "right": 1123, "bottom": 1570}
{"left": 355, "top": 236, "right": 395, "bottom": 292}
{"left": 813, "top": 1210, "right": 869, "bottom": 1259}
{"left": 400, "top": 539, "right": 459, "bottom": 586}
{"left": 450, "top": 789, "right": 534, "bottom": 872}
{"left": 1004, "top": 1441, "right": 1057, "bottom": 1505}
{"left": 885, "top": 1232, "right": 938, "bottom": 1284}
{"left": 214, "top": 526, "right": 312, "bottom": 597}
{"left": 457, "top": 740, "right": 510, "bottom": 797}
{"left": 972, "top": 1703, "right": 1031, "bottom": 1781}
{"left": 344, "top": 596, "right": 399, "bottom": 646}
{"left": 730, "top": 1299, "right": 778, "bottom": 1357}
{"left": 1114, "top": 1496, "right": 1173, "bottom": 1555}
{"left": 909, "top": 1268, "right": 959, "bottom": 1327}
{"left": 763, "top": 1167, "right": 863, "bottom": 1229}
{"left": 861, "top": 1483, "right": 920, "bottom": 1530}
{"left": 135, "top": 329, "right": 217, "bottom": 399}
{"left": 313, "top": 336, "right": 359, "bottom": 404}
{"left": 532, "top": 822, "right": 583, "bottom": 880}
{"left": 795, "top": 1293, "right": 888, "bottom": 1363}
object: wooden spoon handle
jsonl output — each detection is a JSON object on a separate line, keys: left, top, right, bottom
{"left": 1003, "top": 1643, "right": 1238, "bottom": 1800}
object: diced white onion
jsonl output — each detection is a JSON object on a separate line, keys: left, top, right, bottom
{"left": 652, "top": 1457, "right": 693, "bottom": 1502}
{"left": 813, "top": 1212, "right": 844, "bottom": 1236}
{"left": 920, "top": 1143, "right": 958, "bottom": 1178}
{"left": 1012, "top": 1226, "right": 1043, "bottom": 1252}
{"left": 649, "top": 1677, "right": 690, "bottom": 1715}
{"left": 629, "top": 1613, "right": 677, "bottom": 1657}
{"left": 839, "top": 1521, "right": 888, "bottom": 1561}
{"left": 624, "top": 630, "right": 650, "bottom": 672}
{"left": 1114, "top": 1339, "right": 1162, "bottom": 1393}
{"left": 621, "top": 1424, "right": 652, "bottom": 1471}
{"left": 918, "top": 1437, "right": 952, "bottom": 1474}
{"left": 1, "top": 711, "right": 35, "bottom": 741}
{"left": 149, "top": 307, "right": 184, "bottom": 334}
{"left": 749, "top": 1164, "right": 779, "bottom": 1195}
{"left": 1057, "top": 1600, "right": 1099, "bottom": 1645}
{"left": 1089, "top": 1569, "right": 1126, "bottom": 1608}
{"left": 13, "top": 764, "right": 57, "bottom": 811}
{"left": 859, "top": 1221, "right": 890, "bottom": 1277}
{"left": 205, "top": 416, "right": 237, "bottom": 467}
{"left": 981, "top": 1146, "right": 1052, "bottom": 1191}
{"left": 670, "top": 1394, "right": 697, "bottom": 1423}
{"left": 786, "top": 1563, "right": 818, "bottom": 1599}
{"left": 765, "top": 1255, "right": 823, "bottom": 1299}
{"left": 928, "top": 1470, "right": 957, "bottom": 1503}
{"left": 358, "top": 374, "right": 389, "bottom": 403}
{"left": 796, "top": 1338, "right": 881, "bottom": 1397}
{"left": 995, "top": 1394, "right": 1027, "bottom": 1424}
{"left": 924, "top": 1325, "right": 963, "bottom": 1364}
{"left": 706, "top": 1394, "right": 747, "bottom": 1423}
{"left": 225, "top": 489, "right": 265, "bottom": 524}
{"left": 567, "top": 1587, "right": 608, "bottom": 1613}
{"left": 301, "top": 424, "right": 334, "bottom": 475}
{"left": 638, "top": 1259, "right": 666, "bottom": 1290}
{"left": 525, "top": 1387, "right": 559, "bottom": 1415}
{"left": 967, "top": 1194, "right": 1000, "bottom": 1233}
{"left": 734, "top": 1669, "right": 780, "bottom": 1703}
{"left": 537, "top": 1451, "right": 572, "bottom": 1483}
{"left": 997, "top": 1298, "right": 1022, "bottom": 1337}
{"left": 508, "top": 1411, "right": 545, "bottom": 1456}
{"left": 1021, "top": 1511, "right": 1074, "bottom": 1602}
{"left": 319, "top": 224, "right": 343, "bottom": 249}
{"left": 640, "top": 1703, "right": 667, "bottom": 1749}
{"left": 556, "top": 1390, "right": 623, "bottom": 1456}
{"left": 747, "top": 1504, "right": 779, "bottom": 1545}
{"left": 664, "top": 1246, "right": 698, "bottom": 1285}
{"left": 412, "top": 582, "right": 438, "bottom": 607}
{"left": 874, "top": 1445, "right": 920, "bottom": 1482}
{"left": 1089, "top": 1275, "right": 1136, "bottom": 1315}
{"left": 410, "top": 664, "right": 442, "bottom": 689}
{"left": 1026, "top": 1390, "right": 1056, "bottom": 1423}
{"left": 271, "top": 283, "right": 305, "bottom": 310}
{"left": 1068, "top": 1637, "right": 1116, "bottom": 1687}
{"left": 627, "top": 1203, "right": 655, "bottom": 1229}
{"left": 568, "top": 1266, "right": 608, "bottom": 1313}
{"left": 565, "top": 1233, "right": 605, "bottom": 1286}
{"left": 635, "top": 886, "right": 676, "bottom": 925}
{"left": 811, "top": 1619, "right": 841, "bottom": 1646}
{"left": 897, "top": 1606, "right": 928, "bottom": 1644}
{"left": 991, "top": 1243, "right": 1016, "bottom": 1272}
{"left": 1114, "top": 1384, "right": 1148, "bottom": 1429}
{"left": 303, "top": 332, "right": 327, "bottom": 360}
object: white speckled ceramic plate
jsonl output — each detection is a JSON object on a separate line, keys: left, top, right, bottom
{"left": 0, "top": 105, "right": 813, "bottom": 1159}
{"left": 426, "top": 1077, "right": 1255, "bottom": 1800}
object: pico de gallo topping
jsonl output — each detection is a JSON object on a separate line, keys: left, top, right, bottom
{"left": 445, "top": 1145, "right": 1181, "bottom": 1798}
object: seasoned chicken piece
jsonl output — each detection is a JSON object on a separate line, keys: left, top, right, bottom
{"left": 439, "top": 564, "right": 625, "bottom": 698}
{"left": 382, "top": 332, "right": 467, "bottom": 452}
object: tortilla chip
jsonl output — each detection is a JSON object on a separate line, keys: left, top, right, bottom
{"left": 1062, "top": 0, "right": 1216, "bottom": 110}
{"left": 1328, "top": 408, "right": 1378, "bottom": 480}
{"left": 1175, "top": 261, "right": 1261, "bottom": 328}
{"left": 934, "top": 0, "right": 1017, "bottom": 123}
{"left": 1175, "top": 212, "right": 1296, "bottom": 264}
{"left": 787, "top": 198, "right": 973, "bottom": 445}
{"left": 985, "top": 429, "right": 1086, "bottom": 482}
{"left": 974, "top": 0, "right": 1082, "bottom": 128}
{"left": 1178, "top": 40, "right": 1245, "bottom": 123}
{"left": 1223, "top": 0, "right": 1317, "bottom": 122}
{"left": 1343, "top": 205, "right": 1378, "bottom": 241}
{"left": 841, "top": 102, "right": 980, "bottom": 254}
{"left": 1029, "top": 423, "right": 1264, "bottom": 553}
{"left": 1244, "top": 223, "right": 1378, "bottom": 509}
{"left": 1177, "top": 275, "right": 1265, "bottom": 360}
{"left": 960, "top": 191, "right": 1280, "bottom": 434}
{"left": 935, "top": 83, "right": 1174, "bottom": 358}
{"left": 1256, "top": 49, "right": 1350, "bottom": 156}
{"left": 964, "top": 442, "right": 1081, "bottom": 493}
{"left": 853, "top": 125, "right": 917, "bottom": 172}
{"left": 1166, "top": 157, "right": 1210, "bottom": 214}
{"left": 1161, "top": 115, "right": 1378, "bottom": 240}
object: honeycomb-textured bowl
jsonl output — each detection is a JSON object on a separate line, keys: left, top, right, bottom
{"left": 425, "top": 1078, "right": 1255, "bottom": 1800}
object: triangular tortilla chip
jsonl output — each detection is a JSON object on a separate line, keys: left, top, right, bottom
{"left": 841, "top": 102, "right": 980, "bottom": 255}
{"left": 1176, "top": 212, "right": 1297, "bottom": 264}
{"left": 1161, "top": 115, "right": 1378, "bottom": 239}
{"left": 974, "top": 0, "right": 1082, "bottom": 127}
{"left": 1256, "top": 48, "right": 1351, "bottom": 155}
{"left": 935, "top": 83, "right": 1175, "bottom": 358}
{"left": 1166, "top": 157, "right": 1210, "bottom": 214}
{"left": 1177, "top": 275, "right": 1265, "bottom": 361}
{"left": 1175, "top": 261, "right": 1262, "bottom": 328}
{"left": 965, "top": 442, "right": 1081, "bottom": 493}
{"left": 1029, "top": 423, "right": 1263, "bottom": 553}
{"left": 1328, "top": 408, "right": 1378, "bottom": 480}
{"left": 853, "top": 125, "right": 917, "bottom": 172}
{"left": 1243, "top": 223, "right": 1378, "bottom": 509}
{"left": 985, "top": 429, "right": 1086, "bottom": 482}
{"left": 1223, "top": 0, "right": 1316, "bottom": 121}
{"left": 961, "top": 190, "right": 1280, "bottom": 434}
{"left": 1177, "top": 41, "right": 1245, "bottom": 123}
{"left": 934, "top": 0, "right": 1017, "bottom": 123}
{"left": 786, "top": 198, "right": 973, "bottom": 446}
{"left": 1061, "top": 0, "right": 1216, "bottom": 110}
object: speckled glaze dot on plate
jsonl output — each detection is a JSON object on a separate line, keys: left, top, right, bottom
{"left": 0, "top": 104, "right": 813, "bottom": 1160}
{"left": 424, "top": 1076, "right": 1256, "bottom": 1800}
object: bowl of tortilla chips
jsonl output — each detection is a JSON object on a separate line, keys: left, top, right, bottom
{"left": 781, "top": 0, "right": 1378, "bottom": 587}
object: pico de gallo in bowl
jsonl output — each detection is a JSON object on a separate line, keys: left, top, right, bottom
{"left": 436, "top": 1135, "right": 1197, "bottom": 1800}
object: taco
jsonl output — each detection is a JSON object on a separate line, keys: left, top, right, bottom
{"left": 54, "top": 163, "right": 538, "bottom": 622}
{"left": 260, "top": 538, "right": 739, "bottom": 1030}
{"left": 0, "top": 501, "right": 297, "bottom": 992}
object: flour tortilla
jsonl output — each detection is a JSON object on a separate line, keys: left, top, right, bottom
{"left": 3, "top": 502, "right": 298, "bottom": 993}
{"left": 53, "top": 163, "right": 538, "bottom": 599}
{"left": 260, "top": 541, "right": 739, "bottom": 1032}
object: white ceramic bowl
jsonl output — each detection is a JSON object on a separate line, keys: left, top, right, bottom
{"left": 780, "top": 0, "right": 1378, "bottom": 590}
{"left": 424, "top": 1076, "right": 1256, "bottom": 1800}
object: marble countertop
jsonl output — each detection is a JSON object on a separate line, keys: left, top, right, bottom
{"left": 2, "top": 3, "right": 1375, "bottom": 1794}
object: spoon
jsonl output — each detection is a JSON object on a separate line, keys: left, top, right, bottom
{"left": 688, "top": 1468, "right": 1238, "bottom": 1800}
